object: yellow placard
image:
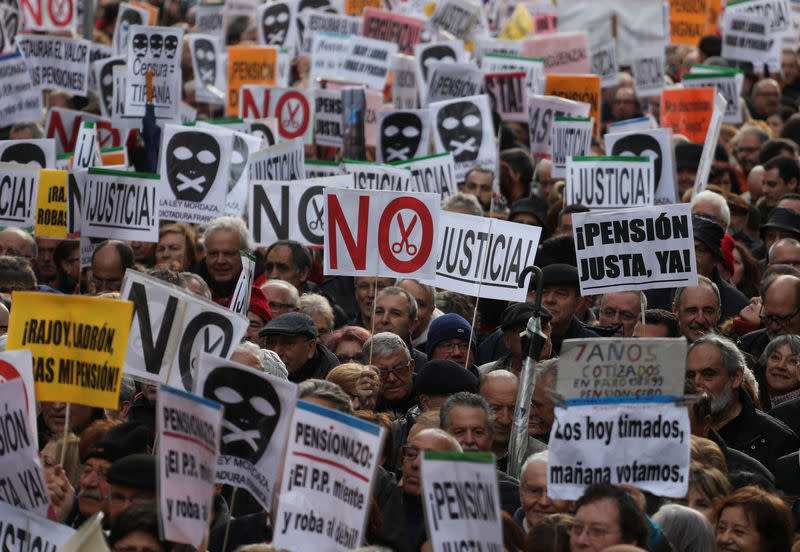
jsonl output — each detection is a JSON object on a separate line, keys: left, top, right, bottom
{"left": 6, "top": 292, "right": 134, "bottom": 409}
{"left": 499, "top": 4, "right": 533, "bottom": 40}
{"left": 545, "top": 74, "right": 601, "bottom": 136}
{"left": 227, "top": 46, "right": 278, "bottom": 117}
{"left": 669, "top": 0, "right": 708, "bottom": 46}
{"left": 34, "top": 169, "right": 68, "bottom": 238}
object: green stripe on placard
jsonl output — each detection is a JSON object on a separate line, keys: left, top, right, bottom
{"left": 100, "top": 146, "right": 124, "bottom": 153}
{"left": 342, "top": 158, "right": 382, "bottom": 166}
{"left": 690, "top": 64, "right": 742, "bottom": 75}
{"left": 57, "top": 152, "right": 74, "bottom": 160}
{"left": 208, "top": 118, "right": 244, "bottom": 125}
{"left": 423, "top": 451, "right": 496, "bottom": 464}
{"left": 682, "top": 73, "right": 735, "bottom": 81}
{"left": 484, "top": 53, "right": 545, "bottom": 63}
{"left": 555, "top": 116, "right": 592, "bottom": 122}
{"left": 572, "top": 156, "right": 650, "bottom": 162}
{"left": 306, "top": 160, "right": 339, "bottom": 166}
{"left": 725, "top": 0, "right": 752, "bottom": 6}
{"left": 88, "top": 167, "right": 160, "bottom": 179}
{"left": 389, "top": 152, "right": 451, "bottom": 165}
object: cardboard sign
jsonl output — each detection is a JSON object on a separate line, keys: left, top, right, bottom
{"left": 0, "top": 162, "right": 39, "bottom": 228}
{"left": 341, "top": 160, "right": 413, "bottom": 191}
{"left": 6, "top": 292, "right": 133, "bottom": 409}
{"left": 426, "top": 61, "right": 482, "bottom": 106}
{"left": 17, "top": 0, "right": 77, "bottom": 31}
{"left": 589, "top": 38, "right": 619, "bottom": 89}
{"left": 725, "top": 0, "right": 793, "bottom": 38}
{"left": 159, "top": 124, "right": 232, "bottom": 225}
{"left": 314, "top": 88, "right": 343, "bottom": 148}
{"left": 120, "top": 270, "right": 249, "bottom": 390}
{"left": 195, "top": 3, "right": 225, "bottom": 40}
{"left": 227, "top": 46, "right": 278, "bottom": 117}
{"left": 414, "top": 41, "right": 465, "bottom": 106}
{"left": 660, "top": 87, "right": 715, "bottom": 144}
{"left": 498, "top": 4, "right": 532, "bottom": 39}
{"left": 429, "top": 0, "right": 480, "bottom": 38}
{"left": 484, "top": 72, "right": 527, "bottom": 122}
{"left": 566, "top": 156, "right": 654, "bottom": 210}
{"left": 249, "top": 138, "right": 305, "bottom": 182}
{"left": 684, "top": 66, "right": 744, "bottom": 124}
{"left": 551, "top": 116, "right": 593, "bottom": 179}
{"left": 244, "top": 117, "right": 279, "bottom": 149}
{"left": 324, "top": 187, "right": 440, "bottom": 279}
{"left": 339, "top": 35, "right": 398, "bottom": 90}
{"left": 572, "top": 204, "right": 698, "bottom": 295}
{"left": 257, "top": 0, "right": 299, "bottom": 54}
{"left": 72, "top": 122, "right": 101, "bottom": 169}
{"left": 376, "top": 109, "right": 430, "bottom": 162}
{"left": 239, "top": 85, "right": 314, "bottom": 143}
{"left": 548, "top": 400, "right": 690, "bottom": 499}
{"left": 82, "top": 167, "right": 159, "bottom": 242}
{"left": 0, "top": 501, "right": 75, "bottom": 548}
{"left": 420, "top": 451, "right": 503, "bottom": 552}
{"left": 125, "top": 25, "right": 183, "bottom": 119}
{"left": 557, "top": 338, "right": 688, "bottom": 400}
{"left": 693, "top": 92, "right": 727, "bottom": 196}
{"left": 34, "top": 169, "right": 67, "bottom": 238}
{"left": 481, "top": 53, "right": 545, "bottom": 95}
{"left": 309, "top": 32, "right": 350, "bottom": 85}
{"left": 272, "top": 400, "right": 385, "bottom": 552}
{"left": 429, "top": 94, "right": 496, "bottom": 184}
{"left": 345, "top": 0, "right": 380, "bottom": 15}
{"left": 670, "top": 0, "right": 711, "bottom": 45}
{"left": 545, "top": 74, "right": 601, "bottom": 136}
{"left": 301, "top": 11, "right": 362, "bottom": 54}
{"left": 16, "top": 35, "right": 90, "bottom": 96}
{"left": 93, "top": 56, "right": 125, "bottom": 118}
{"left": 433, "top": 211, "right": 540, "bottom": 302}
{"left": 721, "top": 11, "right": 779, "bottom": 71}
{"left": 473, "top": 39, "right": 523, "bottom": 62}
{"left": 195, "top": 353, "right": 297, "bottom": 511}
{"left": 528, "top": 94, "right": 591, "bottom": 160}
{"left": 603, "top": 127, "right": 677, "bottom": 206}
{"left": 189, "top": 34, "right": 225, "bottom": 105}
{"left": 157, "top": 384, "right": 222, "bottom": 546}
{"left": 392, "top": 152, "right": 457, "bottom": 201}
{"left": 361, "top": 7, "right": 422, "bottom": 55}
{"left": 250, "top": 175, "right": 353, "bottom": 247}
{"left": 112, "top": 2, "right": 151, "bottom": 56}
{"left": 0, "top": 52, "right": 42, "bottom": 126}
{"left": 632, "top": 47, "right": 664, "bottom": 98}
{"left": 522, "top": 31, "right": 589, "bottom": 74}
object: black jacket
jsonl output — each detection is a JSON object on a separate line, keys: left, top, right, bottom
{"left": 645, "top": 268, "right": 748, "bottom": 321}
{"left": 551, "top": 316, "right": 600, "bottom": 356}
{"left": 737, "top": 328, "right": 770, "bottom": 361}
{"left": 707, "top": 429, "right": 775, "bottom": 483}
{"left": 769, "top": 396, "right": 800, "bottom": 439}
{"left": 288, "top": 343, "right": 339, "bottom": 384}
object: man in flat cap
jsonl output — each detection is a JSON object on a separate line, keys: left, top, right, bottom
{"left": 479, "top": 302, "right": 552, "bottom": 376}
{"left": 106, "top": 453, "right": 157, "bottom": 526}
{"left": 259, "top": 312, "right": 338, "bottom": 383}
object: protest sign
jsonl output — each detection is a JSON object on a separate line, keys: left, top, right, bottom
{"left": 425, "top": 61, "right": 482, "bottom": 107}
{"left": 324, "top": 187, "right": 440, "bottom": 279}
{"left": 660, "top": 87, "right": 715, "bottom": 144}
{"left": 125, "top": 25, "right": 183, "bottom": 119}
{"left": 0, "top": 52, "right": 42, "bottom": 126}
{"left": 693, "top": 92, "right": 727, "bottom": 196}
{"left": 239, "top": 85, "right": 314, "bottom": 143}
{"left": 429, "top": 94, "right": 496, "bottom": 184}
{"left": 72, "top": 122, "right": 101, "bottom": 169}
{"left": 556, "top": 338, "right": 688, "bottom": 400}
{"left": 589, "top": 37, "right": 619, "bottom": 89}
{"left": 473, "top": 39, "right": 523, "bottom": 62}
{"left": 272, "top": 400, "right": 385, "bottom": 552}
{"left": 82, "top": 167, "right": 159, "bottom": 242}
{"left": 0, "top": 378, "right": 49, "bottom": 516}
{"left": 188, "top": 35, "right": 225, "bottom": 105}
{"left": 338, "top": 36, "right": 398, "bottom": 90}
{"left": 301, "top": 11, "right": 361, "bottom": 54}
{"left": 0, "top": 501, "right": 75, "bottom": 549}
{"left": 483, "top": 72, "right": 527, "bottom": 122}
{"left": 521, "top": 31, "right": 590, "bottom": 74}
{"left": 249, "top": 138, "right": 305, "bottom": 182}
{"left": 195, "top": 3, "right": 225, "bottom": 40}
{"left": 157, "top": 384, "right": 222, "bottom": 546}
{"left": 603, "top": 127, "right": 677, "bottom": 206}
{"left": 100, "top": 146, "right": 127, "bottom": 167}
{"left": 548, "top": 399, "right": 690, "bottom": 499}
{"left": 572, "top": 203, "right": 697, "bottom": 295}
{"left": 93, "top": 55, "right": 125, "bottom": 118}
{"left": 341, "top": 160, "right": 413, "bottom": 191}
{"left": 533, "top": 12, "right": 558, "bottom": 34}
{"left": 309, "top": 32, "right": 350, "bottom": 85}
{"left": 721, "top": 12, "right": 779, "bottom": 71}
{"left": 227, "top": 46, "right": 278, "bottom": 116}
{"left": 6, "top": 292, "right": 133, "bottom": 409}
{"left": 481, "top": 53, "right": 545, "bottom": 96}
{"left": 565, "top": 156, "right": 655, "bottom": 210}
{"left": 528, "top": 94, "right": 591, "bottom": 160}
{"left": 306, "top": 160, "right": 343, "bottom": 178}
{"left": 314, "top": 88, "right": 343, "bottom": 148}
{"left": 158, "top": 124, "right": 232, "bottom": 225}
{"left": 229, "top": 252, "right": 255, "bottom": 317}
{"left": 17, "top": 0, "right": 77, "bottom": 31}
{"left": 245, "top": 117, "right": 278, "bottom": 148}
{"left": 433, "top": 211, "right": 540, "bottom": 302}
{"left": 345, "top": 0, "right": 380, "bottom": 15}
{"left": 682, "top": 69, "right": 743, "bottom": 124}
{"left": 670, "top": 0, "right": 711, "bottom": 45}
{"left": 414, "top": 41, "right": 465, "bottom": 106}
{"left": 361, "top": 7, "right": 422, "bottom": 55}
{"left": 16, "top": 35, "right": 90, "bottom": 96}
{"left": 4, "top": 132, "right": 54, "bottom": 167}
{"left": 0, "top": 350, "right": 38, "bottom": 449}
{"left": 498, "top": 4, "right": 532, "bottom": 39}
{"left": 420, "top": 451, "right": 503, "bottom": 552}
{"left": 250, "top": 175, "right": 354, "bottom": 248}
{"left": 376, "top": 109, "right": 430, "bottom": 162}
{"left": 112, "top": 2, "right": 150, "bottom": 55}
{"left": 632, "top": 47, "right": 664, "bottom": 99}
{"left": 120, "top": 270, "right": 248, "bottom": 390}
{"left": 0, "top": 162, "right": 38, "bottom": 228}
{"left": 392, "top": 152, "right": 457, "bottom": 201}
{"left": 391, "top": 54, "right": 417, "bottom": 109}
{"left": 257, "top": 0, "right": 299, "bottom": 52}
{"left": 195, "top": 352, "right": 297, "bottom": 511}
{"left": 545, "top": 74, "right": 601, "bottom": 136}
{"left": 551, "top": 116, "right": 593, "bottom": 179}
{"left": 34, "top": 169, "right": 67, "bottom": 238}
{"left": 725, "top": 0, "right": 793, "bottom": 37}
{"left": 429, "top": 0, "right": 480, "bottom": 38}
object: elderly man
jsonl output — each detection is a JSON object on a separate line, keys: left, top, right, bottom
{"left": 426, "top": 313, "right": 478, "bottom": 374}
{"left": 570, "top": 483, "right": 650, "bottom": 552}
{"left": 769, "top": 238, "right": 800, "bottom": 268}
{"left": 260, "top": 279, "right": 300, "bottom": 318}
{"left": 90, "top": 240, "right": 134, "bottom": 293}
{"left": 479, "top": 302, "right": 552, "bottom": 376}
{"left": 739, "top": 274, "right": 800, "bottom": 359}
{"left": 364, "top": 332, "right": 416, "bottom": 413}
{"left": 351, "top": 276, "right": 395, "bottom": 328}
{"left": 398, "top": 279, "right": 440, "bottom": 351}
{"left": 515, "top": 451, "right": 572, "bottom": 532}
{"left": 750, "top": 78, "right": 781, "bottom": 120}
{"left": 374, "top": 286, "right": 427, "bottom": 372}
{"left": 734, "top": 125, "right": 770, "bottom": 179}
{"left": 105, "top": 454, "right": 156, "bottom": 526}
{"left": 598, "top": 291, "right": 646, "bottom": 338}
{"left": 529, "top": 359, "right": 558, "bottom": 443}
{"left": 672, "top": 276, "right": 722, "bottom": 343}
{"left": 265, "top": 239, "right": 319, "bottom": 295}
{"left": 686, "top": 334, "right": 798, "bottom": 473}
{"left": 0, "top": 227, "right": 37, "bottom": 262}
{"left": 259, "top": 312, "right": 338, "bottom": 383}
{"left": 691, "top": 190, "right": 730, "bottom": 232}
{"left": 199, "top": 216, "right": 255, "bottom": 305}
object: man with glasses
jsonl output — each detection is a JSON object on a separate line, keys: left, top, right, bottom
{"left": 105, "top": 454, "right": 156, "bottom": 526}
{"left": 259, "top": 312, "right": 338, "bottom": 383}
{"left": 750, "top": 78, "right": 782, "bottom": 120}
{"left": 570, "top": 483, "right": 649, "bottom": 552}
{"left": 364, "top": 332, "right": 416, "bottom": 413}
{"left": 740, "top": 274, "right": 800, "bottom": 360}
{"left": 89, "top": 240, "right": 134, "bottom": 293}
{"left": 516, "top": 451, "right": 572, "bottom": 532}
{"left": 199, "top": 216, "right": 254, "bottom": 306}
{"left": 598, "top": 291, "right": 645, "bottom": 338}
{"left": 426, "top": 313, "right": 479, "bottom": 375}
{"left": 260, "top": 279, "right": 300, "bottom": 318}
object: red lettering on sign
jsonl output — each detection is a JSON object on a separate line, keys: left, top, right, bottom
{"left": 327, "top": 194, "right": 369, "bottom": 270}
{"left": 96, "top": 121, "right": 121, "bottom": 149}
{"left": 48, "top": 0, "right": 73, "bottom": 27}
{"left": 274, "top": 91, "right": 310, "bottom": 139}
{"left": 46, "top": 110, "right": 82, "bottom": 153}
{"left": 242, "top": 88, "right": 269, "bottom": 119}
{"left": 18, "top": 0, "right": 42, "bottom": 27}
{"left": 378, "top": 196, "right": 433, "bottom": 273}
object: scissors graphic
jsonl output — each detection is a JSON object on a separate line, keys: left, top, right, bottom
{"left": 308, "top": 198, "right": 324, "bottom": 231}
{"left": 391, "top": 214, "right": 418, "bottom": 255}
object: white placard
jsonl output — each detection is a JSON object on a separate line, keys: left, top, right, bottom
{"left": 0, "top": 350, "right": 38, "bottom": 451}
{"left": 239, "top": 86, "right": 314, "bottom": 144}
{"left": 376, "top": 109, "right": 430, "bottom": 163}
{"left": 415, "top": 41, "right": 466, "bottom": 105}
{"left": 229, "top": 253, "right": 255, "bottom": 317}
{"left": 314, "top": 89, "right": 343, "bottom": 148}
{"left": 0, "top": 52, "right": 43, "bottom": 126}
{"left": 693, "top": 93, "right": 727, "bottom": 197}
{"left": 631, "top": 46, "right": 664, "bottom": 98}
{"left": 551, "top": 116, "right": 593, "bottom": 179}
{"left": 604, "top": 127, "right": 677, "bottom": 206}
{"left": 188, "top": 34, "right": 225, "bottom": 105}
{"left": 157, "top": 384, "right": 222, "bottom": 546}
{"left": 125, "top": 25, "right": 183, "bottom": 119}
{"left": 112, "top": 3, "right": 151, "bottom": 56}
{"left": 82, "top": 167, "right": 159, "bottom": 242}
{"left": 16, "top": 35, "right": 90, "bottom": 96}
{"left": 429, "top": 0, "right": 480, "bottom": 38}
{"left": 721, "top": 12, "right": 780, "bottom": 72}
{"left": 528, "top": 94, "right": 591, "bottom": 160}
{"left": 393, "top": 152, "right": 457, "bottom": 201}
{"left": 195, "top": 3, "right": 225, "bottom": 40}
{"left": 0, "top": 162, "right": 39, "bottom": 228}
{"left": 339, "top": 36, "right": 399, "bottom": 90}
{"left": 309, "top": 31, "right": 350, "bottom": 85}
{"left": 272, "top": 400, "right": 385, "bottom": 552}
{"left": 0, "top": 501, "right": 75, "bottom": 548}
{"left": 548, "top": 401, "right": 690, "bottom": 500}
{"left": 248, "top": 138, "right": 305, "bottom": 182}
{"left": 683, "top": 70, "right": 743, "bottom": 125}
{"left": 72, "top": 122, "right": 101, "bottom": 169}
{"left": 391, "top": 53, "right": 418, "bottom": 109}
{"left": 93, "top": 56, "right": 126, "bottom": 118}
{"left": 481, "top": 53, "right": 545, "bottom": 95}
{"left": 484, "top": 72, "right": 527, "bottom": 121}
{"left": 425, "top": 61, "right": 482, "bottom": 106}
{"left": 565, "top": 156, "right": 654, "bottom": 209}
{"left": 589, "top": 39, "right": 619, "bottom": 89}
{"left": 257, "top": 0, "right": 299, "bottom": 54}
{"left": 341, "top": 160, "right": 414, "bottom": 191}
{"left": 302, "top": 11, "right": 362, "bottom": 54}
{"left": 572, "top": 204, "right": 698, "bottom": 295}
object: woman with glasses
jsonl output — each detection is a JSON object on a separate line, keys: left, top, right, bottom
{"left": 328, "top": 325, "right": 372, "bottom": 365}
{"left": 755, "top": 334, "right": 800, "bottom": 409}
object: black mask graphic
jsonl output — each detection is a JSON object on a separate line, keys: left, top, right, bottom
{"left": 229, "top": 134, "right": 249, "bottom": 192}
{"left": 132, "top": 33, "right": 148, "bottom": 57}
{"left": 203, "top": 366, "right": 281, "bottom": 463}
{"left": 194, "top": 38, "right": 216, "bottom": 87}
{"left": 149, "top": 33, "right": 163, "bottom": 57}
{"left": 166, "top": 131, "right": 221, "bottom": 202}
{"left": 249, "top": 122, "right": 276, "bottom": 147}
{"left": 119, "top": 9, "right": 142, "bottom": 26}
{"left": 99, "top": 59, "right": 125, "bottom": 116}
{"left": 437, "top": 101, "right": 483, "bottom": 163}
{"left": 164, "top": 34, "right": 179, "bottom": 59}
{"left": 420, "top": 45, "right": 457, "bottom": 82}
{"left": 262, "top": 3, "right": 290, "bottom": 45}
{"left": 297, "top": 0, "right": 335, "bottom": 47}
{"left": 1, "top": 144, "right": 46, "bottom": 168}
{"left": 4, "top": 11, "right": 17, "bottom": 47}
{"left": 380, "top": 113, "right": 423, "bottom": 162}
{"left": 610, "top": 134, "right": 663, "bottom": 193}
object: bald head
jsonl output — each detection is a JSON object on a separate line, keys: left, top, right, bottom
{"left": 0, "top": 228, "right": 36, "bottom": 261}
{"left": 479, "top": 370, "right": 519, "bottom": 450}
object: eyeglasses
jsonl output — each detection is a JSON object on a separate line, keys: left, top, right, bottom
{"left": 759, "top": 306, "right": 800, "bottom": 326}
{"left": 268, "top": 301, "right": 296, "bottom": 311}
{"left": 571, "top": 523, "right": 615, "bottom": 540}
{"left": 600, "top": 307, "right": 638, "bottom": 323}
{"left": 519, "top": 485, "right": 546, "bottom": 499}
{"left": 402, "top": 444, "right": 420, "bottom": 461}
{"left": 435, "top": 341, "right": 468, "bottom": 353}
{"left": 337, "top": 353, "right": 364, "bottom": 363}
{"left": 81, "top": 463, "right": 109, "bottom": 480}
{"left": 378, "top": 361, "right": 410, "bottom": 378}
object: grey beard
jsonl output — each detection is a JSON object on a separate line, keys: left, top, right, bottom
{"left": 710, "top": 379, "right": 734, "bottom": 423}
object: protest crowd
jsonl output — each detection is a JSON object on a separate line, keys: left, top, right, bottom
{"left": 7, "top": 0, "right": 800, "bottom": 551}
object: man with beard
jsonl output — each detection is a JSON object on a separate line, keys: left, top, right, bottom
{"left": 672, "top": 276, "right": 721, "bottom": 343}
{"left": 739, "top": 275, "right": 800, "bottom": 359}
{"left": 686, "top": 334, "right": 798, "bottom": 474}
{"left": 460, "top": 167, "right": 495, "bottom": 213}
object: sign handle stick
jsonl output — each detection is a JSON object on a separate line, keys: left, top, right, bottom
{"left": 59, "top": 403, "right": 71, "bottom": 467}
{"left": 368, "top": 275, "right": 379, "bottom": 366}
{"left": 221, "top": 488, "right": 237, "bottom": 552}
{"left": 463, "top": 215, "right": 495, "bottom": 371}
{"left": 641, "top": 298, "right": 646, "bottom": 337}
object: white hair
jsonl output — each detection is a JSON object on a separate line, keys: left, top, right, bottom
{"left": 691, "top": 190, "right": 730, "bottom": 230}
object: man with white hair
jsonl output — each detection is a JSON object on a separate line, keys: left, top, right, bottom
{"left": 515, "top": 451, "right": 573, "bottom": 532}
{"left": 691, "top": 190, "right": 730, "bottom": 232}
{"left": 199, "top": 216, "right": 256, "bottom": 306}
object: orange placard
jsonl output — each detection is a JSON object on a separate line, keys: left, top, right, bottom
{"left": 669, "top": 0, "right": 708, "bottom": 46}
{"left": 545, "top": 74, "right": 601, "bottom": 135}
{"left": 131, "top": 1, "right": 159, "bottom": 24}
{"left": 661, "top": 86, "right": 715, "bottom": 144}
{"left": 345, "top": 0, "right": 381, "bottom": 15}
{"left": 227, "top": 46, "right": 278, "bottom": 117}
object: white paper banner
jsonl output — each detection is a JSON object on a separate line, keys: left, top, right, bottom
{"left": 551, "top": 116, "right": 593, "bottom": 179}
{"left": 125, "top": 25, "right": 183, "bottom": 119}
{"left": 0, "top": 52, "right": 42, "bottom": 126}
{"left": 393, "top": 152, "right": 457, "bottom": 201}
{"left": 603, "top": 127, "right": 677, "bottom": 206}
{"left": 82, "top": 167, "right": 159, "bottom": 242}
{"left": 528, "top": 94, "right": 590, "bottom": 160}
{"left": 16, "top": 35, "right": 90, "bottom": 96}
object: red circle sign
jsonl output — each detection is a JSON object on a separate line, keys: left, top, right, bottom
{"left": 275, "top": 91, "right": 310, "bottom": 139}
{"left": 378, "top": 197, "right": 434, "bottom": 273}
{"left": 48, "top": 0, "right": 74, "bottom": 27}
{"left": 0, "top": 359, "right": 29, "bottom": 412}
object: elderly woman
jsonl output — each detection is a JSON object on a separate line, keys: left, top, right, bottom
{"left": 155, "top": 222, "right": 196, "bottom": 271}
{"left": 298, "top": 293, "right": 335, "bottom": 345}
{"left": 327, "top": 325, "right": 372, "bottom": 365}
{"left": 757, "top": 334, "right": 800, "bottom": 409}
{"left": 715, "top": 486, "right": 793, "bottom": 552}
